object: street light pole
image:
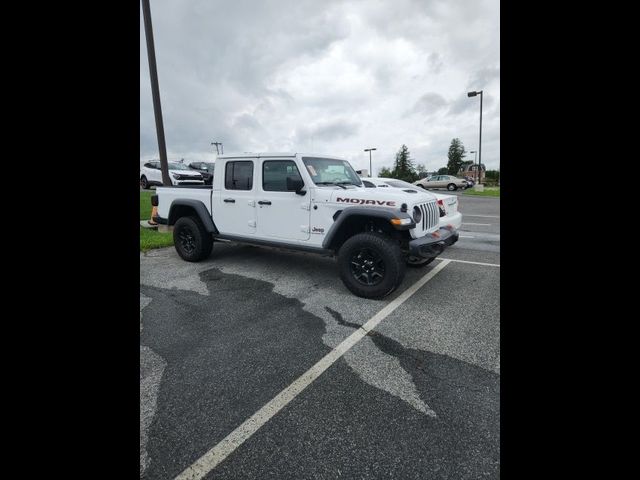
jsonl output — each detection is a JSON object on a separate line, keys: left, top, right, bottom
{"left": 467, "top": 90, "right": 483, "bottom": 185}
{"left": 364, "top": 148, "right": 376, "bottom": 177}
{"left": 141, "top": 0, "right": 171, "bottom": 186}
{"left": 469, "top": 150, "right": 477, "bottom": 182}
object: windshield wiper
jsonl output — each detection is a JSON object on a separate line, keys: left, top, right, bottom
{"left": 336, "top": 181, "right": 360, "bottom": 187}
{"left": 315, "top": 181, "right": 347, "bottom": 189}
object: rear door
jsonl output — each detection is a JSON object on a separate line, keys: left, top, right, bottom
{"left": 216, "top": 160, "right": 257, "bottom": 236}
{"left": 256, "top": 159, "right": 310, "bottom": 241}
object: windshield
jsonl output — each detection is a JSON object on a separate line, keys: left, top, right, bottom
{"left": 204, "top": 164, "right": 215, "bottom": 172}
{"left": 385, "top": 179, "right": 418, "bottom": 189}
{"left": 302, "top": 157, "right": 362, "bottom": 187}
{"left": 168, "top": 162, "right": 190, "bottom": 170}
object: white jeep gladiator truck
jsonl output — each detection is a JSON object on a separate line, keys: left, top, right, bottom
{"left": 152, "top": 153, "right": 458, "bottom": 299}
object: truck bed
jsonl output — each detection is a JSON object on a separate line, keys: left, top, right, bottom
{"left": 155, "top": 186, "right": 213, "bottom": 220}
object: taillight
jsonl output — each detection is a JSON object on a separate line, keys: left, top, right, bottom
{"left": 437, "top": 199, "right": 446, "bottom": 217}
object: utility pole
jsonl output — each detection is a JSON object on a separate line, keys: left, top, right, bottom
{"left": 364, "top": 148, "right": 377, "bottom": 177}
{"left": 212, "top": 142, "right": 223, "bottom": 155}
{"left": 141, "top": 0, "right": 171, "bottom": 186}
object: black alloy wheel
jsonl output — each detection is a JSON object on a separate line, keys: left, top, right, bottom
{"left": 350, "top": 248, "right": 386, "bottom": 286}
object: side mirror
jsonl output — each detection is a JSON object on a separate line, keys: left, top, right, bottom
{"left": 286, "top": 176, "right": 306, "bottom": 195}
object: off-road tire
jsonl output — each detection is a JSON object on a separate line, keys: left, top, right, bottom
{"left": 338, "top": 232, "right": 405, "bottom": 299}
{"left": 173, "top": 216, "right": 213, "bottom": 262}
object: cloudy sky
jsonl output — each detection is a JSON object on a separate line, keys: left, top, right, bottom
{"left": 140, "top": 0, "right": 499, "bottom": 174}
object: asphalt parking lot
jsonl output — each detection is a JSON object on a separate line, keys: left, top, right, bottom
{"left": 140, "top": 194, "right": 500, "bottom": 479}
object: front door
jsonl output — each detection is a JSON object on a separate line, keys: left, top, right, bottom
{"left": 256, "top": 159, "right": 310, "bottom": 241}
{"left": 216, "top": 160, "right": 257, "bottom": 236}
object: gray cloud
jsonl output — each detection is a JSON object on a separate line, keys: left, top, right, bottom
{"left": 427, "top": 52, "right": 444, "bottom": 74}
{"left": 294, "top": 119, "right": 360, "bottom": 146}
{"left": 141, "top": 0, "right": 500, "bottom": 170}
{"left": 466, "top": 66, "right": 500, "bottom": 90}
{"left": 408, "top": 93, "right": 448, "bottom": 116}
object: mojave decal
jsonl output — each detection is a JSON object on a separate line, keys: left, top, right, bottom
{"left": 336, "top": 197, "right": 396, "bottom": 207}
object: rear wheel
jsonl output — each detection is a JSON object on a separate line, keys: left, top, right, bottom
{"left": 140, "top": 176, "right": 149, "bottom": 189}
{"left": 338, "top": 232, "right": 405, "bottom": 299}
{"left": 173, "top": 216, "right": 213, "bottom": 262}
{"left": 406, "top": 256, "right": 435, "bottom": 268}
{"left": 447, "top": 183, "right": 457, "bottom": 191}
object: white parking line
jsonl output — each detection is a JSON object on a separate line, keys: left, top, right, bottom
{"left": 460, "top": 235, "right": 475, "bottom": 238}
{"left": 464, "top": 214, "right": 500, "bottom": 218}
{"left": 462, "top": 222, "right": 491, "bottom": 226}
{"left": 438, "top": 258, "right": 500, "bottom": 267}
{"left": 174, "top": 260, "right": 452, "bottom": 480}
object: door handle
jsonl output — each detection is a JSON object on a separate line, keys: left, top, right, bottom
{"left": 258, "top": 200, "right": 272, "bottom": 205}
{"left": 224, "top": 198, "right": 235, "bottom": 203}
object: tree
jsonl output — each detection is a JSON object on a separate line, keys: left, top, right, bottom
{"left": 416, "top": 163, "right": 428, "bottom": 179}
{"left": 391, "top": 144, "right": 418, "bottom": 182}
{"left": 437, "top": 167, "right": 448, "bottom": 175}
{"left": 446, "top": 138, "right": 466, "bottom": 175}
{"left": 485, "top": 170, "right": 500, "bottom": 181}
{"left": 378, "top": 166, "right": 392, "bottom": 178}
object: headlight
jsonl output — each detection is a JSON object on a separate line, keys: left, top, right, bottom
{"left": 413, "top": 206, "right": 422, "bottom": 223}
{"left": 172, "top": 173, "right": 181, "bottom": 179}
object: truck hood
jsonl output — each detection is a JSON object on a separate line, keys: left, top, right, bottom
{"left": 327, "top": 185, "right": 437, "bottom": 209}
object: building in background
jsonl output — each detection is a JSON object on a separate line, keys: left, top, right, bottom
{"left": 458, "top": 163, "right": 485, "bottom": 183}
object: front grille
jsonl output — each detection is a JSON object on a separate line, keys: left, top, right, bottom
{"left": 178, "top": 181, "right": 204, "bottom": 185}
{"left": 416, "top": 201, "right": 439, "bottom": 234}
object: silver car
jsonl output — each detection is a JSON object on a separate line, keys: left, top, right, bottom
{"left": 414, "top": 174, "right": 468, "bottom": 191}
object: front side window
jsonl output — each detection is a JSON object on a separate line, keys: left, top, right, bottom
{"left": 301, "top": 157, "right": 362, "bottom": 187}
{"left": 263, "top": 160, "right": 303, "bottom": 192}
{"left": 225, "top": 161, "right": 254, "bottom": 190}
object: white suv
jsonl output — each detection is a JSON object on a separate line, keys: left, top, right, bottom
{"left": 140, "top": 161, "right": 204, "bottom": 188}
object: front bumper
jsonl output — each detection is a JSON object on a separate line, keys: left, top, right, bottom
{"left": 439, "top": 211, "right": 462, "bottom": 230}
{"left": 408, "top": 226, "right": 459, "bottom": 258}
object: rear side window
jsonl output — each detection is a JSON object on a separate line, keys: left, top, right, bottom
{"left": 225, "top": 161, "right": 253, "bottom": 190}
{"left": 143, "top": 162, "right": 152, "bottom": 168}
{"left": 263, "top": 160, "right": 303, "bottom": 191}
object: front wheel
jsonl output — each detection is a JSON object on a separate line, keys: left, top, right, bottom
{"left": 447, "top": 183, "right": 457, "bottom": 191}
{"left": 173, "top": 216, "right": 213, "bottom": 262}
{"left": 337, "top": 232, "right": 405, "bottom": 299}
